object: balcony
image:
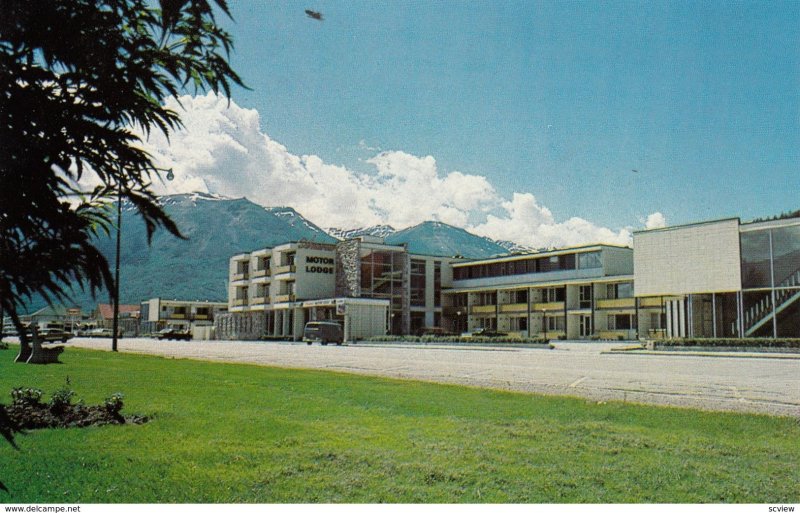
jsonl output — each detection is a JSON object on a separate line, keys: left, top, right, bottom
{"left": 193, "top": 314, "right": 210, "bottom": 320}
{"left": 499, "top": 303, "right": 527, "bottom": 314}
{"left": 596, "top": 298, "right": 635, "bottom": 309}
{"left": 232, "top": 299, "right": 247, "bottom": 307}
{"left": 250, "top": 296, "right": 271, "bottom": 305}
{"left": 275, "top": 294, "right": 296, "bottom": 303}
{"left": 274, "top": 265, "right": 296, "bottom": 275}
{"left": 252, "top": 268, "right": 271, "bottom": 279}
{"left": 638, "top": 297, "right": 663, "bottom": 308}
{"left": 532, "top": 301, "right": 564, "bottom": 312}
{"left": 470, "top": 304, "right": 496, "bottom": 315}
{"left": 232, "top": 272, "right": 249, "bottom": 282}
{"left": 169, "top": 313, "right": 187, "bottom": 320}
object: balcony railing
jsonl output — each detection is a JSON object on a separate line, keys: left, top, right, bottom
{"left": 638, "top": 297, "right": 663, "bottom": 308}
{"left": 470, "top": 304, "right": 496, "bottom": 315}
{"left": 193, "top": 314, "right": 210, "bottom": 320}
{"left": 169, "top": 313, "right": 187, "bottom": 319}
{"left": 596, "top": 298, "right": 635, "bottom": 309}
{"left": 232, "top": 299, "right": 248, "bottom": 307}
{"left": 499, "top": 303, "right": 527, "bottom": 314}
{"left": 532, "top": 301, "right": 564, "bottom": 312}
{"left": 250, "top": 296, "right": 271, "bottom": 305}
{"left": 275, "top": 294, "right": 296, "bottom": 303}
{"left": 274, "top": 265, "right": 296, "bottom": 275}
{"left": 232, "top": 272, "right": 249, "bottom": 282}
{"left": 252, "top": 268, "right": 271, "bottom": 278}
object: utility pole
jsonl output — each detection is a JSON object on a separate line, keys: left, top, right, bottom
{"left": 112, "top": 182, "right": 122, "bottom": 352}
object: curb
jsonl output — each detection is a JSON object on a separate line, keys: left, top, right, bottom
{"left": 602, "top": 349, "right": 800, "bottom": 360}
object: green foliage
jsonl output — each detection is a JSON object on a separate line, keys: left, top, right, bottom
{"left": 48, "top": 380, "right": 77, "bottom": 415}
{"left": 0, "top": 0, "right": 243, "bottom": 334}
{"left": 0, "top": 348, "right": 798, "bottom": 502}
{"left": 656, "top": 338, "right": 800, "bottom": 349}
{"left": 103, "top": 393, "right": 125, "bottom": 415}
{"left": 10, "top": 387, "right": 43, "bottom": 407}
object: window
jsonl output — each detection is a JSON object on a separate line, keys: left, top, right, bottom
{"left": 544, "top": 287, "right": 565, "bottom": 303}
{"left": 608, "top": 314, "right": 633, "bottom": 330}
{"left": 579, "top": 285, "right": 592, "bottom": 308}
{"left": 434, "top": 261, "right": 442, "bottom": 307}
{"left": 410, "top": 259, "right": 426, "bottom": 307}
{"left": 512, "top": 289, "right": 528, "bottom": 304}
{"left": 578, "top": 251, "right": 602, "bottom": 269}
{"left": 607, "top": 282, "right": 633, "bottom": 299}
{"left": 546, "top": 316, "right": 564, "bottom": 331}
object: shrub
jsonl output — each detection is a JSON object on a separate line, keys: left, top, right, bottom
{"left": 49, "top": 382, "right": 76, "bottom": 415}
{"left": 655, "top": 338, "right": 800, "bottom": 349}
{"left": 11, "top": 387, "right": 43, "bottom": 407}
{"left": 0, "top": 341, "right": 9, "bottom": 350}
{"left": 103, "top": 393, "right": 125, "bottom": 415}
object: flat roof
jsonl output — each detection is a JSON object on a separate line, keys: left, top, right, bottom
{"left": 451, "top": 243, "right": 631, "bottom": 268}
{"left": 632, "top": 217, "right": 740, "bottom": 235}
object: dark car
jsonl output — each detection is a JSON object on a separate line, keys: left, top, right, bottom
{"left": 153, "top": 328, "right": 192, "bottom": 341}
{"left": 37, "top": 328, "right": 74, "bottom": 343}
{"left": 471, "top": 328, "right": 508, "bottom": 338}
{"left": 303, "top": 321, "right": 343, "bottom": 345}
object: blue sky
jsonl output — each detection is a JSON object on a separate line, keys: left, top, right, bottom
{"left": 205, "top": 0, "right": 798, "bottom": 234}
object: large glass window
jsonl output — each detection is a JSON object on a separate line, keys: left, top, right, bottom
{"left": 741, "top": 230, "right": 772, "bottom": 288}
{"left": 578, "top": 251, "right": 602, "bottom": 269}
{"left": 410, "top": 259, "right": 426, "bottom": 307}
{"left": 771, "top": 224, "right": 800, "bottom": 287}
{"left": 434, "top": 262, "right": 442, "bottom": 307}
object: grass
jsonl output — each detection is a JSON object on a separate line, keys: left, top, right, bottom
{"left": 0, "top": 347, "right": 798, "bottom": 503}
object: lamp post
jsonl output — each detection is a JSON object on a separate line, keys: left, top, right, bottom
{"left": 112, "top": 169, "right": 173, "bottom": 352}
{"left": 542, "top": 309, "right": 548, "bottom": 340}
{"left": 112, "top": 182, "right": 122, "bottom": 352}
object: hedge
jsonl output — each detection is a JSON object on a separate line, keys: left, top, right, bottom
{"left": 654, "top": 338, "right": 800, "bottom": 349}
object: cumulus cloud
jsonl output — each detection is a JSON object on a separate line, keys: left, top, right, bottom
{"left": 644, "top": 212, "right": 667, "bottom": 230}
{"left": 130, "top": 92, "right": 658, "bottom": 248}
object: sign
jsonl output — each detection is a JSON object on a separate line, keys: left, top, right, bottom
{"left": 67, "top": 308, "right": 81, "bottom": 316}
{"left": 304, "top": 255, "right": 335, "bottom": 275}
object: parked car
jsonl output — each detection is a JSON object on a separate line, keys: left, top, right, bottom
{"left": 303, "top": 321, "right": 343, "bottom": 345}
{"left": 37, "top": 328, "right": 74, "bottom": 343}
{"left": 153, "top": 328, "right": 192, "bottom": 341}
{"left": 85, "top": 328, "right": 115, "bottom": 338}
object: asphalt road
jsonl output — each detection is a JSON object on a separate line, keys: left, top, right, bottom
{"left": 55, "top": 338, "right": 800, "bottom": 417}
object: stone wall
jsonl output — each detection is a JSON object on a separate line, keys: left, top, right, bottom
{"left": 214, "top": 312, "right": 266, "bottom": 340}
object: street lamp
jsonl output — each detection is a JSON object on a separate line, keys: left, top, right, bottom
{"left": 542, "top": 309, "right": 548, "bottom": 340}
{"left": 112, "top": 169, "right": 173, "bottom": 352}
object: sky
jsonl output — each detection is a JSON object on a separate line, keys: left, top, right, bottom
{"left": 143, "top": 0, "right": 799, "bottom": 248}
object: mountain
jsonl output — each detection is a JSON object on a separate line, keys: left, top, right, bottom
{"left": 384, "top": 221, "right": 508, "bottom": 258}
{"left": 327, "top": 225, "right": 396, "bottom": 240}
{"left": 22, "top": 194, "right": 514, "bottom": 313}
{"left": 24, "top": 193, "right": 337, "bottom": 313}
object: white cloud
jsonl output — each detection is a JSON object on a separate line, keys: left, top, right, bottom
{"left": 130, "top": 92, "right": 654, "bottom": 248}
{"left": 644, "top": 212, "right": 667, "bottom": 230}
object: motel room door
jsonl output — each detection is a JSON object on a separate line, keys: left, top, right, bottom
{"left": 579, "top": 315, "right": 592, "bottom": 338}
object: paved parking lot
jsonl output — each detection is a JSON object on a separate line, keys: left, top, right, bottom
{"left": 61, "top": 337, "right": 800, "bottom": 417}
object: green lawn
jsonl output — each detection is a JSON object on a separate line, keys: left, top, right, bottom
{"left": 0, "top": 347, "right": 798, "bottom": 503}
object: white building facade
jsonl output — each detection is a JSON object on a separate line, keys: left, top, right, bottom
{"left": 633, "top": 217, "right": 800, "bottom": 339}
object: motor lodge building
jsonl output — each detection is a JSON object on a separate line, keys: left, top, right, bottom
{"left": 218, "top": 215, "right": 800, "bottom": 342}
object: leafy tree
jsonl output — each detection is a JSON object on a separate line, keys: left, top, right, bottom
{"left": 0, "top": 0, "right": 244, "bottom": 339}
